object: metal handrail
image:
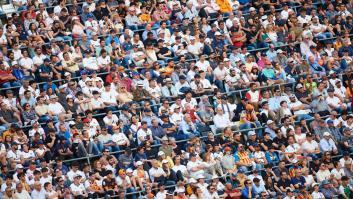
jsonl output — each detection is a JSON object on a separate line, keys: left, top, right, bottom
{"left": 15, "top": 68, "right": 353, "bottom": 130}
{"left": 1, "top": 31, "right": 350, "bottom": 92}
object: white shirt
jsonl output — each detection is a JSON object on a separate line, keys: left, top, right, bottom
{"left": 316, "top": 169, "right": 331, "bottom": 182}
{"left": 48, "top": 102, "right": 65, "bottom": 115}
{"left": 112, "top": 132, "right": 129, "bottom": 146}
{"left": 82, "top": 57, "right": 99, "bottom": 70}
{"left": 33, "top": 55, "right": 47, "bottom": 67}
{"left": 187, "top": 160, "right": 204, "bottom": 178}
{"left": 195, "top": 60, "right": 210, "bottom": 71}
{"left": 31, "top": 188, "right": 46, "bottom": 199}
{"left": 14, "top": 190, "right": 31, "bottom": 199}
{"left": 7, "top": 149, "right": 21, "bottom": 160}
{"left": 103, "top": 114, "right": 119, "bottom": 126}
{"left": 213, "top": 67, "right": 228, "bottom": 80}
{"left": 311, "top": 191, "right": 325, "bottom": 199}
{"left": 70, "top": 183, "right": 86, "bottom": 195}
{"left": 326, "top": 96, "right": 342, "bottom": 109}
{"left": 67, "top": 170, "right": 85, "bottom": 182}
{"left": 213, "top": 114, "right": 231, "bottom": 129}
{"left": 331, "top": 168, "right": 345, "bottom": 180}
{"left": 301, "top": 140, "right": 319, "bottom": 155}
{"left": 285, "top": 143, "right": 300, "bottom": 153}
{"left": 181, "top": 98, "right": 198, "bottom": 109}
{"left": 148, "top": 167, "right": 165, "bottom": 183}
{"left": 19, "top": 57, "right": 34, "bottom": 70}
{"left": 155, "top": 190, "right": 167, "bottom": 199}
{"left": 97, "top": 56, "right": 111, "bottom": 66}
{"left": 101, "top": 90, "right": 118, "bottom": 104}
{"left": 137, "top": 128, "right": 152, "bottom": 145}
{"left": 288, "top": 100, "right": 310, "bottom": 115}
{"left": 40, "top": 176, "right": 53, "bottom": 186}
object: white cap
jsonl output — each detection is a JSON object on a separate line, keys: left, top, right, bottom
{"left": 136, "top": 161, "right": 143, "bottom": 166}
{"left": 312, "top": 183, "right": 320, "bottom": 188}
{"left": 212, "top": 175, "right": 218, "bottom": 179}
{"left": 190, "top": 36, "right": 195, "bottom": 40}
{"left": 296, "top": 83, "right": 303, "bottom": 89}
{"left": 158, "top": 151, "right": 165, "bottom": 156}
{"left": 74, "top": 174, "right": 82, "bottom": 178}
{"left": 16, "top": 164, "right": 24, "bottom": 169}
{"left": 176, "top": 187, "right": 185, "bottom": 193}
{"left": 224, "top": 58, "right": 230, "bottom": 62}
{"left": 276, "top": 49, "right": 283, "bottom": 53}
{"left": 287, "top": 58, "right": 294, "bottom": 63}
{"left": 84, "top": 77, "right": 92, "bottom": 82}
{"left": 249, "top": 7, "right": 256, "bottom": 11}
{"left": 215, "top": 31, "right": 222, "bottom": 36}
{"left": 188, "top": 178, "right": 197, "bottom": 183}
{"left": 323, "top": 132, "right": 331, "bottom": 137}
{"left": 267, "top": 120, "right": 274, "bottom": 125}
{"left": 197, "top": 174, "right": 205, "bottom": 179}
{"left": 59, "top": 84, "right": 66, "bottom": 89}
{"left": 126, "top": 168, "right": 133, "bottom": 173}
{"left": 248, "top": 131, "right": 256, "bottom": 136}
{"left": 69, "top": 121, "right": 76, "bottom": 125}
{"left": 66, "top": 94, "right": 74, "bottom": 99}
{"left": 64, "top": 72, "right": 71, "bottom": 76}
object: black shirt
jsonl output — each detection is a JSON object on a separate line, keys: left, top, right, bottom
{"left": 262, "top": 139, "right": 273, "bottom": 150}
{"left": 276, "top": 178, "right": 292, "bottom": 189}
{"left": 103, "top": 178, "right": 117, "bottom": 190}
{"left": 204, "top": 137, "right": 221, "bottom": 146}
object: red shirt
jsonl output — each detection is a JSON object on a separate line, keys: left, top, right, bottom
{"left": 0, "top": 70, "right": 12, "bottom": 85}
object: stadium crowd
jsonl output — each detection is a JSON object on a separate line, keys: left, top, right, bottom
{"left": 0, "top": 0, "right": 353, "bottom": 198}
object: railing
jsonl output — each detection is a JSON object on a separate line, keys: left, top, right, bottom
{"left": 16, "top": 68, "right": 352, "bottom": 130}
{"left": 2, "top": 31, "right": 351, "bottom": 93}
{"left": 0, "top": 0, "right": 340, "bottom": 92}
{"left": 54, "top": 113, "right": 336, "bottom": 197}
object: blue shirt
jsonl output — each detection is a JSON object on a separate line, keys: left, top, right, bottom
{"left": 310, "top": 62, "right": 325, "bottom": 74}
{"left": 241, "top": 186, "right": 257, "bottom": 199}
{"left": 338, "top": 46, "right": 353, "bottom": 57}
{"left": 319, "top": 138, "right": 337, "bottom": 152}
{"left": 43, "top": 83, "right": 58, "bottom": 92}
{"left": 105, "top": 35, "right": 120, "bottom": 46}
{"left": 178, "top": 120, "right": 197, "bottom": 135}
{"left": 266, "top": 50, "right": 277, "bottom": 62}
{"left": 291, "top": 176, "right": 306, "bottom": 186}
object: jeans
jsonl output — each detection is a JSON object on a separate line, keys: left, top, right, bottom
{"left": 2, "top": 81, "right": 21, "bottom": 88}
{"left": 88, "top": 141, "right": 103, "bottom": 155}
{"left": 0, "top": 125, "right": 7, "bottom": 133}
{"left": 239, "top": 121, "right": 263, "bottom": 138}
{"left": 38, "top": 115, "right": 51, "bottom": 123}
{"left": 55, "top": 36, "right": 72, "bottom": 41}
{"left": 125, "top": 187, "right": 137, "bottom": 199}
{"left": 316, "top": 32, "right": 333, "bottom": 40}
{"left": 295, "top": 114, "right": 313, "bottom": 122}
{"left": 214, "top": 79, "right": 226, "bottom": 92}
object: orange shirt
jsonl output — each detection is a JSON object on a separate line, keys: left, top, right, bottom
{"left": 346, "top": 87, "right": 353, "bottom": 98}
{"left": 165, "top": 66, "right": 174, "bottom": 76}
{"left": 237, "top": 151, "right": 251, "bottom": 165}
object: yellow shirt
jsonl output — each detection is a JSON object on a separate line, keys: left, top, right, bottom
{"left": 139, "top": 14, "right": 151, "bottom": 23}
{"left": 216, "top": 0, "right": 232, "bottom": 13}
